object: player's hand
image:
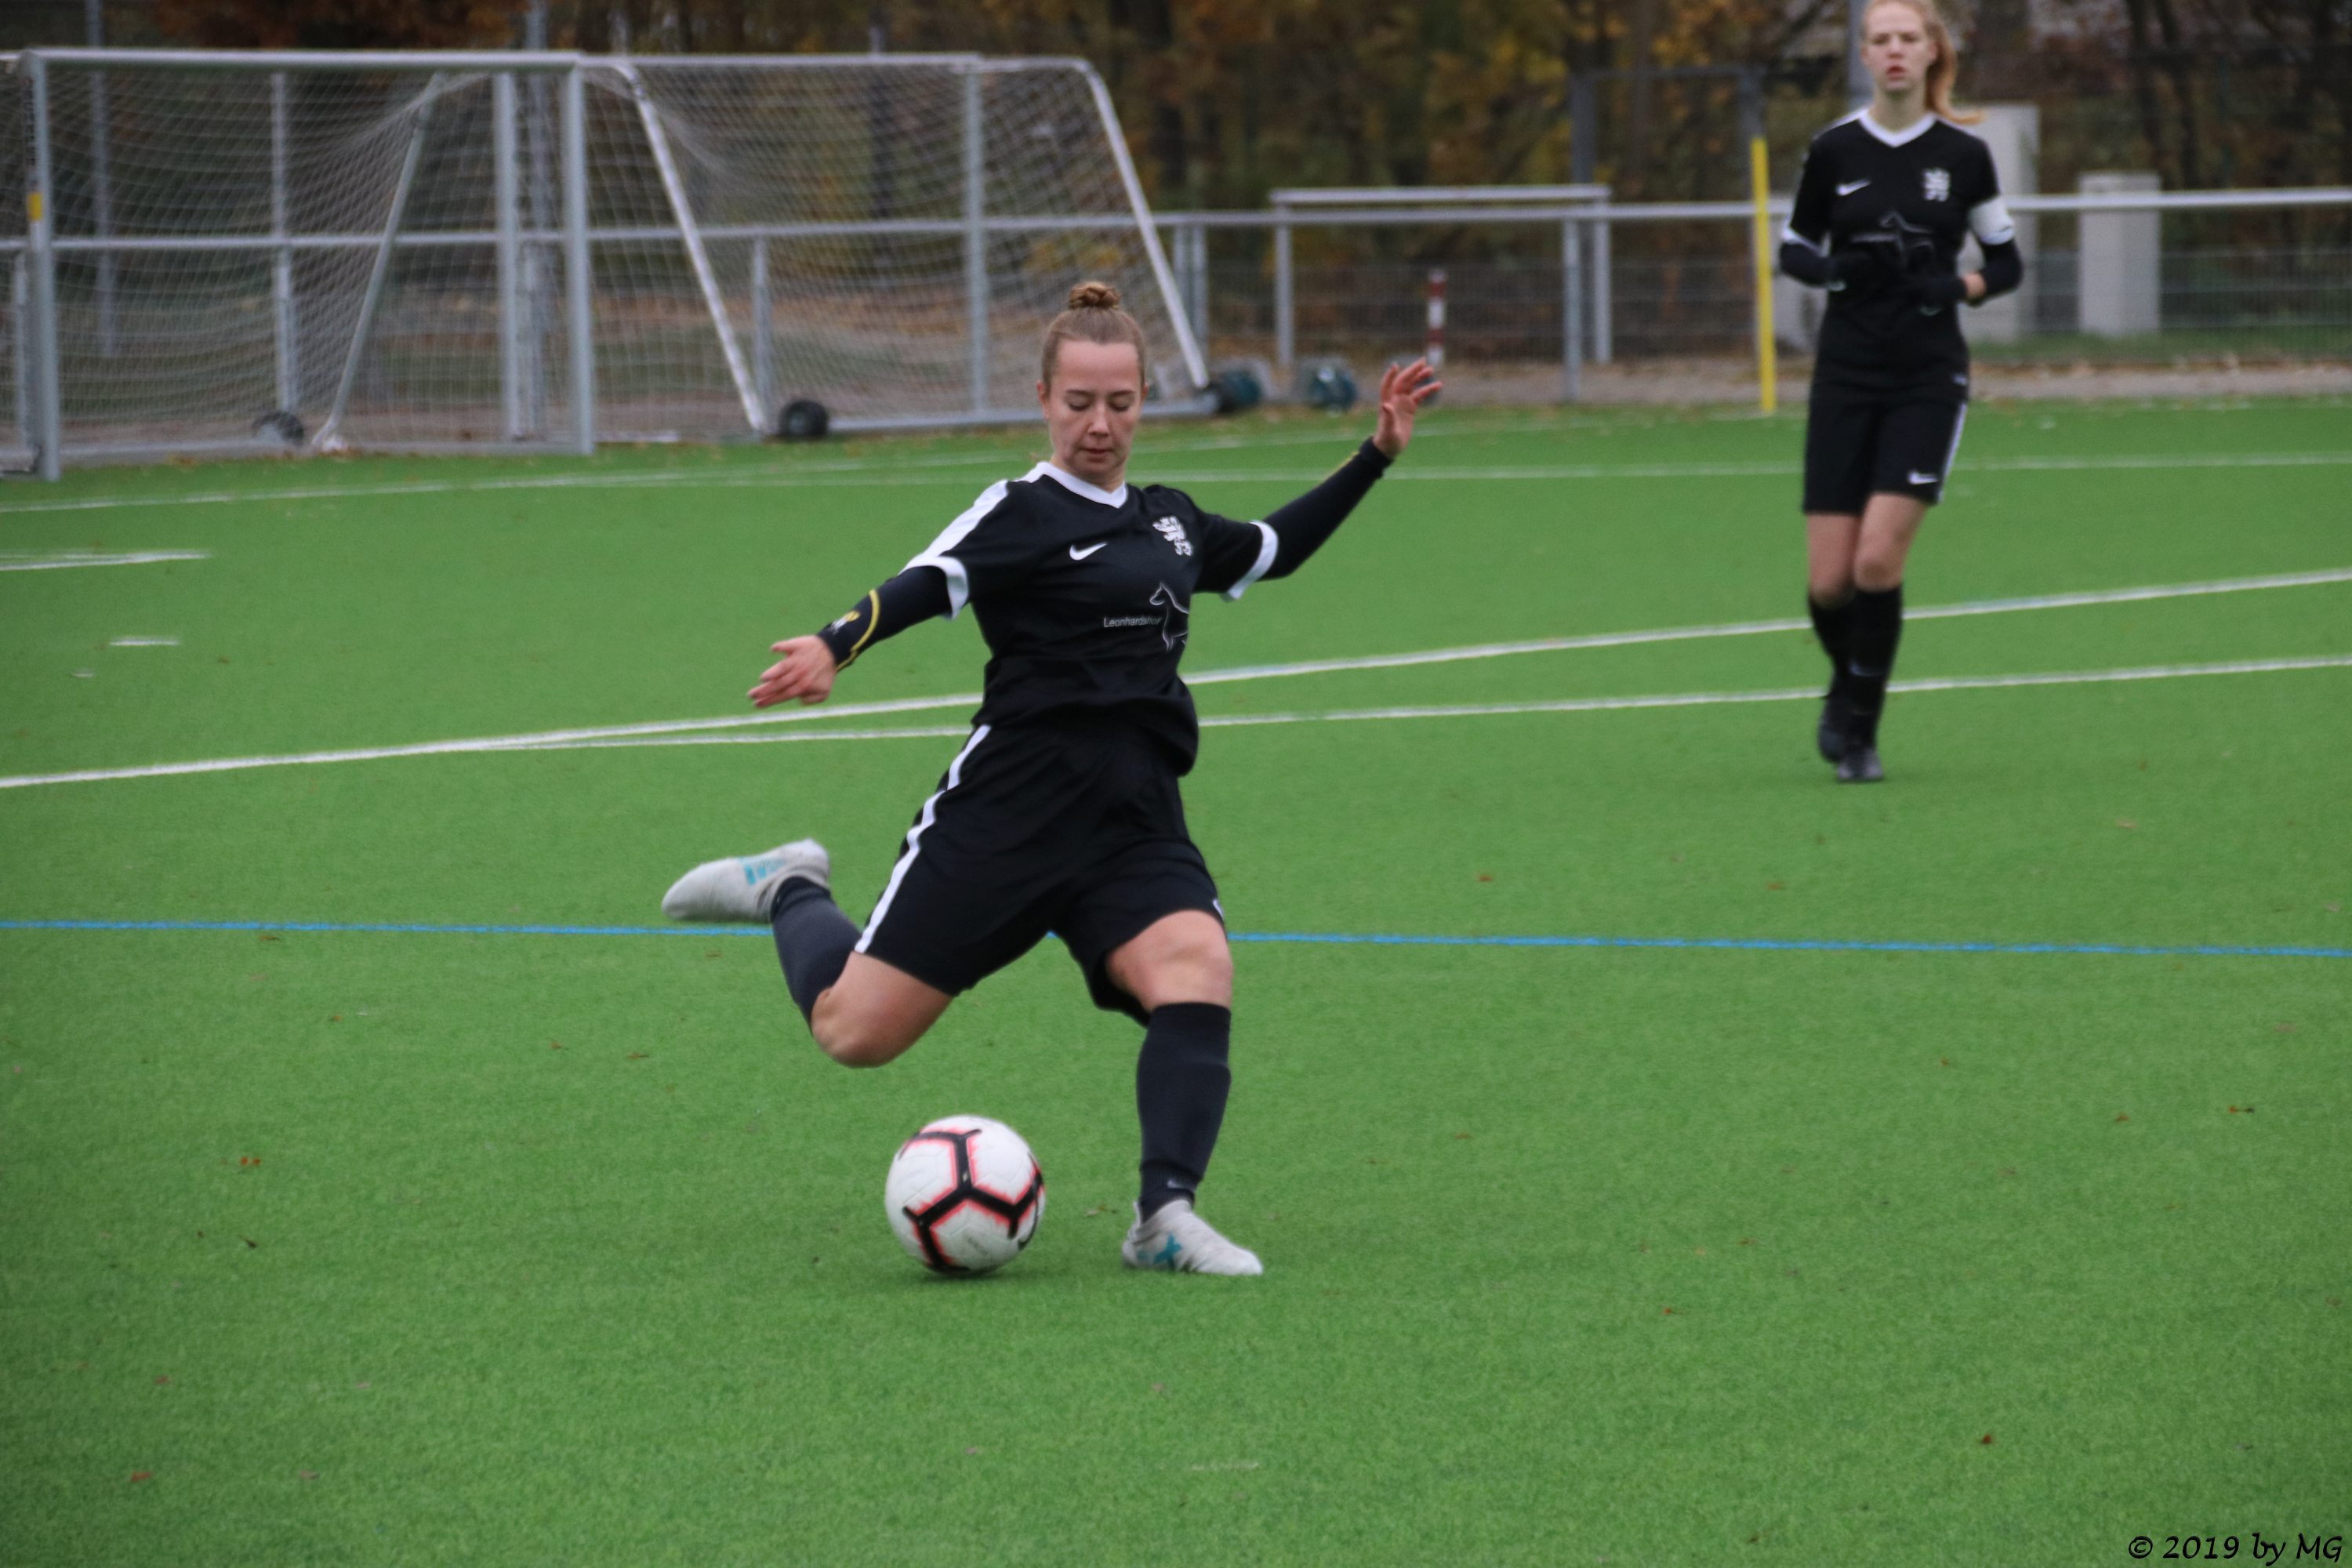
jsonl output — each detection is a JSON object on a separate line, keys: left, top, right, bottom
{"left": 1902, "top": 270, "right": 1971, "bottom": 309}
{"left": 1831, "top": 232, "right": 1900, "bottom": 292}
{"left": 1372, "top": 358, "right": 1443, "bottom": 458}
{"left": 750, "top": 635, "right": 837, "bottom": 709}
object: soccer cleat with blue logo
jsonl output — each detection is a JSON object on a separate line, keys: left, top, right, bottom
{"left": 659, "top": 839, "right": 829, "bottom": 922}
{"left": 1120, "top": 1198, "right": 1264, "bottom": 1276}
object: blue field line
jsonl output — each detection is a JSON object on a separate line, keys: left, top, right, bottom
{"left": 0, "top": 917, "right": 2343, "bottom": 960}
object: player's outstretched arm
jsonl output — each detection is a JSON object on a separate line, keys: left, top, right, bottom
{"left": 749, "top": 565, "right": 954, "bottom": 709}
{"left": 1231, "top": 358, "right": 1443, "bottom": 589}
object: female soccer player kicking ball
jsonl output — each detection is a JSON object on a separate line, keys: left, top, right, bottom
{"left": 662, "top": 282, "right": 1441, "bottom": 1276}
{"left": 1779, "top": 0, "right": 2021, "bottom": 780}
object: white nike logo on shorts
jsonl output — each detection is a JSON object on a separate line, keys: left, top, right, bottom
{"left": 1908, "top": 470, "right": 1940, "bottom": 485}
{"left": 1069, "top": 542, "right": 1107, "bottom": 560}
{"left": 1838, "top": 180, "right": 1871, "bottom": 195}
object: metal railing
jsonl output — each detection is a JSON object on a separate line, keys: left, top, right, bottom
{"left": 1152, "top": 186, "right": 2352, "bottom": 404}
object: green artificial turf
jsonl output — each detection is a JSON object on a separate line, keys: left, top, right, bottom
{"left": 2, "top": 397, "right": 2348, "bottom": 1565}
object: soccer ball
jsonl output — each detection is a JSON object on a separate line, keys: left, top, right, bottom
{"left": 884, "top": 1116, "right": 1046, "bottom": 1274}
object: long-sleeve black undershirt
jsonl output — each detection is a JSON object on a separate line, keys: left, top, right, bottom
{"left": 1258, "top": 439, "right": 1392, "bottom": 579}
{"left": 810, "top": 441, "right": 1394, "bottom": 670}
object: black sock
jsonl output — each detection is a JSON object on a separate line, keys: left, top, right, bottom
{"left": 770, "top": 877, "right": 858, "bottom": 1026}
{"left": 1808, "top": 593, "right": 1855, "bottom": 694}
{"left": 1136, "top": 1001, "right": 1232, "bottom": 1218}
{"left": 1844, "top": 584, "right": 1905, "bottom": 743}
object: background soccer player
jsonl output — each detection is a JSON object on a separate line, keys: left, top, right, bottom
{"left": 1778, "top": 0, "right": 2022, "bottom": 781}
{"left": 661, "top": 282, "right": 1441, "bottom": 1276}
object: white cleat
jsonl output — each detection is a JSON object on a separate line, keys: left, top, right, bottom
{"left": 1121, "top": 1199, "right": 1264, "bottom": 1276}
{"left": 659, "top": 838, "right": 829, "bottom": 923}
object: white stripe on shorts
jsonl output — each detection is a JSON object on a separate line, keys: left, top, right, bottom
{"left": 1941, "top": 401, "right": 1970, "bottom": 483}
{"left": 855, "top": 724, "right": 993, "bottom": 956}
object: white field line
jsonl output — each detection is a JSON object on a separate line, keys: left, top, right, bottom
{"left": 108, "top": 637, "right": 180, "bottom": 648}
{"left": 470, "top": 655, "right": 2352, "bottom": 756}
{"left": 8, "top": 449, "right": 2350, "bottom": 514}
{"left": 1, "top": 567, "right": 2346, "bottom": 792}
{"left": 0, "top": 550, "right": 209, "bottom": 571}
{"left": 0, "top": 690, "right": 985, "bottom": 792}
{"left": 1191, "top": 566, "right": 2352, "bottom": 685}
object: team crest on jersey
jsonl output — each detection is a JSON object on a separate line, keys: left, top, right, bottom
{"left": 1152, "top": 517, "right": 1192, "bottom": 556}
{"left": 1922, "top": 168, "right": 1951, "bottom": 201}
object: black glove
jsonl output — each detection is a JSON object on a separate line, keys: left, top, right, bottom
{"left": 1903, "top": 271, "right": 1971, "bottom": 310}
{"left": 1829, "top": 230, "right": 1902, "bottom": 292}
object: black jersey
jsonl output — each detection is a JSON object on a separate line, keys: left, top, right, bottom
{"left": 906, "top": 462, "right": 1277, "bottom": 771}
{"left": 1785, "top": 111, "right": 2015, "bottom": 381}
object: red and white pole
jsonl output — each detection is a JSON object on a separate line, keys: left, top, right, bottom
{"left": 1425, "top": 267, "right": 1447, "bottom": 372}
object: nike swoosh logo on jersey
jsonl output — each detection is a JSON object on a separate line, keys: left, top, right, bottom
{"left": 1838, "top": 180, "right": 1871, "bottom": 195}
{"left": 1069, "top": 542, "right": 1107, "bottom": 560}
{"left": 1908, "top": 470, "right": 1940, "bottom": 485}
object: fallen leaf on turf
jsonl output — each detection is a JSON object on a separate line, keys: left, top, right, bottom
{"left": 354, "top": 1382, "right": 370, "bottom": 1389}
{"left": 1083, "top": 1205, "right": 1109, "bottom": 1218}
{"left": 964, "top": 1446, "right": 981, "bottom": 1456}
{"left": 2114, "top": 1113, "right": 2130, "bottom": 1122}
{"left": 1661, "top": 1307, "right": 1675, "bottom": 1315}
{"left": 1475, "top": 873, "right": 1493, "bottom": 883}
{"left": 1151, "top": 1383, "right": 1166, "bottom": 1394}
{"left": 1980, "top": 1434, "right": 1994, "bottom": 1445}
{"left": 259, "top": 933, "right": 279, "bottom": 942}
{"left": 243, "top": 1238, "right": 257, "bottom": 1248}
{"left": 2328, "top": 902, "right": 2343, "bottom": 913}
{"left": 1454, "top": 1132, "right": 1472, "bottom": 1140}
{"left": 1766, "top": 880, "right": 1785, "bottom": 891}
{"left": 549, "top": 1040, "right": 563, "bottom": 1051}
{"left": 2115, "top": 819, "right": 2136, "bottom": 829}
{"left": 2228, "top": 1105, "right": 2256, "bottom": 1114}
{"left": 298, "top": 1470, "right": 318, "bottom": 1480}
{"left": 2273, "top": 1023, "right": 2296, "bottom": 1033}
{"left": 1739, "top": 1238, "right": 1755, "bottom": 1246}
{"left": 626, "top": 1052, "right": 649, "bottom": 1060}
{"left": 130, "top": 1472, "right": 151, "bottom": 1483}
{"left": 154, "top": 1376, "right": 169, "bottom": 1385}
{"left": 328, "top": 1015, "right": 340, "bottom": 1022}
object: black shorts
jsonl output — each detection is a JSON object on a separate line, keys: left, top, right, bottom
{"left": 855, "top": 718, "right": 1222, "bottom": 1025}
{"left": 1802, "top": 368, "right": 1970, "bottom": 514}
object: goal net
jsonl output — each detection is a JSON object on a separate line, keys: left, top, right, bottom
{"left": 7, "top": 49, "right": 1205, "bottom": 470}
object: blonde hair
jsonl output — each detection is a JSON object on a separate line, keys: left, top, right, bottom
{"left": 1040, "top": 281, "right": 1149, "bottom": 389}
{"left": 1867, "top": 0, "right": 1981, "bottom": 125}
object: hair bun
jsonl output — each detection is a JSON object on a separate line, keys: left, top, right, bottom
{"left": 1066, "top": 281, "right": 1122, "bottom": 311}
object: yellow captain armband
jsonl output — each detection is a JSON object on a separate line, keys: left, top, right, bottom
{"left": 821, "top": 590, "right": 882, "bottom": 668}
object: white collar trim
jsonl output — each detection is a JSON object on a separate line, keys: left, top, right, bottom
{"left": 1848, "top": 107, "right": 1940, "bottom": 147}
{"left": 1029, "top": 461, "right": 1128, "bottom": 508}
